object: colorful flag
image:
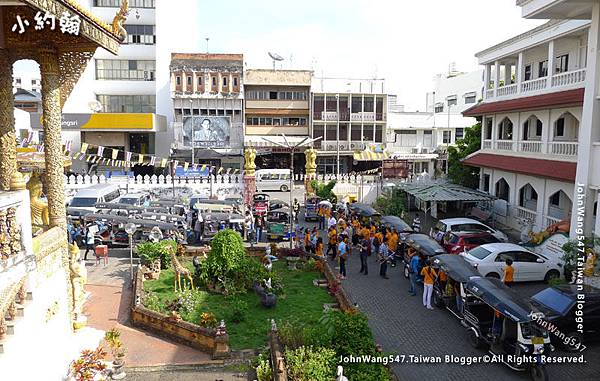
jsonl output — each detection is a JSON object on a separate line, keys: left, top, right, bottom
{"left": 138, "top": 154, "right": 143, "bottom": 164}
{"left": 97, "top": 146, "right": 104, "bottom": 157}
{"left": 125, "top": 151, "right": 132, "bottom": 162}
{"left": 37, "top": 144, "right": 44, "bottom": 153}
{"left": 160, "top": 158, "right": 167, "bottom": 168}
{"left": 150, "top": 156, "right": 156, "bottom": 166}
{"left": 183, "top": 162, "right": 189, "bottom": 171}
{"left": 80, "top": 142, "right": 88, "bottom": 153}
{"left": 112, "top": 149, "right": 118, "bottom": 160}
{"left": 200, "top": 164, "right": 206, "bottom": 172}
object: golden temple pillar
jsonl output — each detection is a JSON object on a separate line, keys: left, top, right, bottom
{"left": 39, "top": 48, "right": 67, "bottom": 230}
{"left": 0, "top": 49, "right": 17, "bottom": 191}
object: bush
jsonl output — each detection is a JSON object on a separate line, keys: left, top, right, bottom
{"left": 279, "top": 321, "right": 308, "bottom": 350}
{"left": 199, "top": 312, "right": 218, "bottom": 328}
{"left": 200, "top": 229, "right": 246, "bottom": 284}
{"left": 142, "top": 291, "right": 163, "bottom": 312}
{"left": 373, "top": 188, "right": 406, "bottom": 217}
{"left": 255, "top": 352, "right": 272, "bottom": 381}
{"left": 310, "top": 180, "right": 337, "bottom": 203}
{"left": 136, "top": 239, "right": 176, "bottom": 269}
{"left": 285, "top": 346, "right": 336, "bottom": 381}
{"left": 226, "top": 297, "right": 248, "bottom": 323}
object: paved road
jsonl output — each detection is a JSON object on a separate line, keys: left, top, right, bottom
{"left": 288, "top": 211, "right": 599, "bottom": 381}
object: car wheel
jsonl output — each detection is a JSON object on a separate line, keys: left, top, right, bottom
{"left": 433, "top": 289, "right": 444, "bottom": 308}
{"left": 485, "top": 272, "right": 500, "bottom": 279}
{"left": 403, "top": 265, "right": 409, "bottom": 279}
{"left": 467, "top": 329, "right": 483, "bottom": 349}
{"left": 280, "top": 184, "right": 289, "bottom": 192}
{"left": 544, "top": 270, "right": 560, "bottom": 283}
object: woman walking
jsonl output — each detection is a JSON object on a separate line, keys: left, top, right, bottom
{"left": 421, "top": 260, "right": 437, "bottom": 310}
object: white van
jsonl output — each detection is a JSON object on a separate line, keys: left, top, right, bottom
{"left": 255, "top": 169, "right": 292, "bottom": 192}
{"left": 68, "top": 184, "right": 121, "bottom": 218}
{"left": 116, "top": 192, "right": 151, "bottom": 206}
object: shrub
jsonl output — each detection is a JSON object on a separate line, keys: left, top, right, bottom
{"left": 226, "top": 297, "right": 248, "bottom": 323}
{"left": 310, "top": 180, "right": 337, "bottom": 203}
{"left": 199, "top": 312, "right": 218, "bottom": 328}
{"left": 136, "top": 239, "right": 176, "bottom": 269}
{"left": 142, "top": 291, "right": 163, "bottom": 312}
{"left": 285, "top": 346, "right": 336, "bottom": 381}
{"left": 279, "top": 321, "right": 308, "bottom": 350}
{"left": 200, "top": 229, "right": 246, "bottom": 284}
{"left": 256, "top": 352, "right": 272, "bottom": 381}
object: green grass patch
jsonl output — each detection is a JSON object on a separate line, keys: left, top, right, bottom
{"left": 143, "top": 259, "right": 334, "bottom": 350}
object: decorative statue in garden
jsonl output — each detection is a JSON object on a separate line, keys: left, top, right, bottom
{"left": 244, "top": 148, "right": 257, "bottom": 176}
{"left": 170, "top": 248, "right": 194, "bottom": 291}
{"left": 69, "top": 242, "right": 88, "bottom": 329}
{"left": 7, "top": 207, "right": 22, "bottom": 257}
{"left": 253, "top": 280, "right": 277, "bottom": 308}
{"left": 26, "top": 174, "right": 49, "bottom": 235}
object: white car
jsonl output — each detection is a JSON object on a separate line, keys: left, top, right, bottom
{"left": 432, "top": 218, "right": 509, "bottom": 242}
{"left": 460, "top": 243, "right": 563, "bottom": 282}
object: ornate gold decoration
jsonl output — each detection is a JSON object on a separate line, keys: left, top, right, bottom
{"left": 0, "top": 48, "right": 17, "bottom": 191}
{"left": 244, "top": 148, "right": 257, "bottom": 176}
{"left": 584, "top": 248, "right": 597, "bottom": 277}
{"left": 10, "top": 171, "right": 26, "bottom": 191}
{"left": 305, "top": 148, "right": 317, "bottom": 176}
{"left": 58, "top": 50, "right": 96, "bottom": 108}
{"left": 6, "top": 207, "right": 23, "bottom": 256}
{"left": 0, "top": 278, "right": 26, "bottom": 326}
{"left": 0, "top": 210, "right": 10, "bottom": 260}
{"left": 69, "top": 242, "right": 88, "bottom": 329}
{"left": 27, "top": 173, "right": 50, "bottom": 235}
{"left": 111, "top": 0, "right": 129, "bottom": 42}
{"left": 45, "top": 301, "right": 60, "bottom": 323}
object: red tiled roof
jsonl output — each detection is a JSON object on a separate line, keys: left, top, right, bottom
{"left": 463, "top": 88, "right": 584, "bottom": 116}
{"left": 462, "top": 153, "right": 576, "bottom": 182}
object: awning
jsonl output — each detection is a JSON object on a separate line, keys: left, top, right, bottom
{"left": 396, "top": 182, "right": 496, "bottom": 202}
{"left": 353, "top": 150, "right": 390, "bottom": 161}
{"left": 462, "top": 152, "right": 576, "bottom": 182}
{"left": 463, "top": 88, "right": 584, "bottom": 117}
{"left": 390, "top": 152, "right": 438, "bottom": 160}
{"left": 244, "top": 135, "right": 311, "bottom": 147}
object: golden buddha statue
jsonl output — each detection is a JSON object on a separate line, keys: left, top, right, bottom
{"left": 584, "top": 248, "right": 597, "bottom": 277}
{"left": 69, "top": 242, "right": 88, "bottom": 329}
{"left": 26, "top": 174, "right": 49, "bottom": 235}
{"left": 244, "top": 148, "right": 257, "bottom": 176}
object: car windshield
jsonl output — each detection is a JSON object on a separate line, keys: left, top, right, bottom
{"left": 70, "top": 197, "right": 98, "bottom": 207}
{"left": 119, "top": 198, "right": 138, "bottom": 205}
{"left": 532, "top": 288, "right": 575, "bottom": 316}
{"left": 521, "top": 322, "right": 549, "bottom": 339}
{"left": 467, "top": 246, "right": 492, "bottom": 259}
{"left": 435, "top": 221, "right": 447, "bottom": 232}
{"left": 447, "top": 234, "right": 460, "bottom": 244}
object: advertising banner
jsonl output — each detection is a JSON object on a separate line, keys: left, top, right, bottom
{"left": 182, "top": 116, "right": 231, "bottom": 149}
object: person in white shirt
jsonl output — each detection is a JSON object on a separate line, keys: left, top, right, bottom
{"left": 328, "top": 215, "right": 337, "bottom": 229}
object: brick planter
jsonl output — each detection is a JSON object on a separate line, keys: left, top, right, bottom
{"left": 130, "top": 268, "right": 230, "bottom": 359}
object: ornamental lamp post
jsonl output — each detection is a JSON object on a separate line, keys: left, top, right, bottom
{"left": 125, "top": 222, "right": 137, "bottom": 286}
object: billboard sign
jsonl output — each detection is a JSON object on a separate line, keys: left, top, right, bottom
{"left": 182, "top": 116, "right": 231, "bottom": 149}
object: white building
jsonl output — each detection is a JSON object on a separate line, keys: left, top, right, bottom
{"left": 12, "top": 71, "right": 41, "bottom": 93}
{"left": 463, "top": 10, "right": 598, "bottom": 236}
{"left": 48, "top": 0, "right": 170, "bottom": 173}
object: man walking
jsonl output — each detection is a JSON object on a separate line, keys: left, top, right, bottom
{"left": 338, "top": 235, "right": 349, "bottom": 280}
{"left": 359, "top": 234, "right": 369, "bottom": 275}
{"left": 408, "top": 253, "right": 420, "bottom": 296}
{"left": 83, "top": 225, "right": 95, "bottom": 260}
{"left": 326, "top": 226, "right": 338, "bottom": 260}
{"left": 327, "top": 214, "right": 337, "bottom": 229}
{"left": 292, "top": 198, "right": 300, "bottom": 223}
{"left": 378, "top": 239, "right": 391, "bottom": 279}
{"left": 194, "top": 213, "right": 203, "bottom": 244}
{"left": 412, "top": 213, "right": 422, "bottom": 233}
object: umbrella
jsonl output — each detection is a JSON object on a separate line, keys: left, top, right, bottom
{"left": 318, "top": 200, "right": 333, "bottom": 208}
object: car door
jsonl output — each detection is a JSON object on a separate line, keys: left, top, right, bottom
{"left": 493, "top": 251, "right": 516, "bottom": 279}
{"left": 513, "top": 250, "right": 541, "bottom": 281}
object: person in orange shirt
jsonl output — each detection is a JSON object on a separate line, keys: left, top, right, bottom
{"left": 502, "top": 258, "right": 514, "bottom": 287}
{"left": 326, "top": 226, "right": 338, "bottom": 260}
{"left": 316, "top": 237, "right": 324, "bottom": 257}
{"left": 421, "top": 259, "right": 437, "bottom": 310}
{"left": 361, "top": 226, "right": 370, "bottom": 240}
{"left": 387, "top": 230, "right": 399, "bottom": 267}
{"left": 303, "top": 228, "right": 311, "bottom": 252}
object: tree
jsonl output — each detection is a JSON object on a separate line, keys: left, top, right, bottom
{"left": 310, "top": 180, "right": 337, "bottom": 203}
{"left": 447, "top": 122, "right": 481, "bottom": 188}
{"left": 374, "top": 189, "right": 407, "bottom": 217}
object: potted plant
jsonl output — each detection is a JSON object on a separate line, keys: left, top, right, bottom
{"left": 68, "top": 347, "right": 107, "bottom": 381}
{"left": 104, "top": 328, "right": 126, "bottom": 380}
{"left": 279, "top": 247, "right": 304, "bottom": 270}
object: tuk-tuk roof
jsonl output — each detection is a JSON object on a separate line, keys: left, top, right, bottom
{"left": 84, "top": 213, "right": 177, "bottom": 230}
{"left": 202, "top": 212, "right": 243, "bottom": 221}
{"left": 138, "top": 212, "right": 186, "bottom": 221}
{"left": 405, "top": 233, "right": 446, "bottom": 256}
{"left": 432, "top": 254, "right": 480, "bottom": 282}
{"left": 268, "top": 207, "right": 290, "bottom": 214}
{"left": 380, "top": 215, "right": 413, "bottom": 232}
{"left": 150, "top": 200, "right": 184, "bottom": 207}
{"left": 190, "top": 197, "right": 238, "bottom": 206}
{"left": 466, "top": 277, "right": 537, "bottom": 322}
{"left": 253, "top": 193, "right": 270, "bottom": 200}
{"left": 349, "top": 203, "right": 381, "bottom": 217}
{"left": 84, "top": 213, "right": 130, "bottom": 223}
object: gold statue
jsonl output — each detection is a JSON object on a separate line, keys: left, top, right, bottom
{"left": 111, "top": 0, "right": 129, "bottom": 42}
{"left": 584, "top": 248, "right": 597, "bottom": 277}
{"left": 244, "top": 148, "right": 257, "bottom": 176}
{"left": 6, "top": 207, "right": 22, "bottom": 257}
{"left": 0, "top": 210, "right": 10, "bottom": 260}
{"left": 69, "top": 242, "right": 88, "bottom": 329}
{"left": 305, "top": 148, "right": 317, "bottom": 176}
{"left": 26, "top": 174, "right": 49, "bottom": 235}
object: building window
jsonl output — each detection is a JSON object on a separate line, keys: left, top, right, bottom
{"left": 212, "top": 77, "right": 217, "bottom": 86}
{"left": 97, "top": 95, "right": 155, "bottom": 113}
{"left": 538, "top": 60, "right": 548, "bottom": 78}
{"left": 176, "top": 76, "right": 181, "bottom": 86}
{"left": 464, "top": 93, "right": 476, "bottom": 104}
{"left": 94, "top": 0, "right": 155, "bottom": 8}
{"left": 446, "top": 96, "right": 457, "bottom": 107}
{"left": 396, "top": 130, "right": 417, "bottom": 146}
{"left": 124, "top": 25, "right": 155, "bottom": 45}
{"left": 549, "top": 192, "right": 560, "bottom": 207}
{"left": 233, "top": 77, "right": 238, "bottom": 87}
{"left": 197, "top": 76, "right": 202, "bottom": 86}
{"left": 555, "top": 117, "right": 565, "bottom": 137}
{"left": 536, "top": 120, "right": 543, "bottom": 136}
{"left": 455, "top": 128, "right": 464, "bottom": 140}
{"left": 351, "top": 124, "right": 361, "bottom": 141}
{"left": 555, "top": 54, "right": 569, "bottom": 74}
{"left": 96, "top": 59, "right": 155, "bottom": 81}
{"left": 434, "top": 103, "right": 444, "bottom": 113}
{"left": 186, "top": 76, "right": 192, "bottom": 86}
{"left": 485, "top": 117, "right": 493, "bottom": 140}
{"left": 223, "top": 77, "right": 228, "bottom": 87}
{"left": 442, "top": 131, "right": 451, "bottom": 144}
{"left": 524, "top": 64, "right": 532, "bottom": 81}
{"left": 498, "top": 117, "right": 513, "bottom": 140}
{"left": 483, "top": 174, "right": 490, "bottom": 192}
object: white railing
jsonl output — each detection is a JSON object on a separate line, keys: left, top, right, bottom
{"left": 515, "top": 206, "right": 537, "bottom": 222}
{"left": 496, "top": 84, "right": 518, "bottom": 97}
{"left": 544, "top": 215, "right": 562, "bottom": 228}
{"left": 482, "top": 140, "right": 492, "bottom": 149}
{"left": 550, "top": 141, "right": 578, "bottom": 156}
{"left": 551, "top": 68, "right": 586, "bottom": 88}
{"left": 495, "top": 140, "right": 514, "bottom": 151}
{"left": 485, "top": 89, "right": 494, "bottom": 99}
{"left": 519, "top": 141, "right": 542, "bottom": 153}
{"left": 521, "top": 77, "right": 547, "bottom": 93}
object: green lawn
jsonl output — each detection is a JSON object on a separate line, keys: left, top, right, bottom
{"left": 143, "top": 259, "right": 334, "bottom": 350}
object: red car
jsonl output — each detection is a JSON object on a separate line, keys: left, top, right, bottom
{"left": 443, "top": 231, "right": 500, "bottom": 254}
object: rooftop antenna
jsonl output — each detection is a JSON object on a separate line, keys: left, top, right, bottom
{"left": 268, "top": 52, "right": 284, "bottom": 70}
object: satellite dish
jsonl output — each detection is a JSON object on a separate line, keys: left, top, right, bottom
{"left": 88, "top": 100, "right": 102, "bottom": 112}
{"left": 268, "top": 52, "right": 284, "bottom": 61}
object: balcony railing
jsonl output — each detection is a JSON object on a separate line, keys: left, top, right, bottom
{"left": 544, "top": 215, "right": 562, "bottom": 228}
{"left": 482, "top": 140, "right": 492, "bottom": 149}
{"left": 495, "top": 140, "right": 514, "bottom": 151}
{"left": 519, "top": 141, "right": 542, "bottom": 153}
{"left": 550, "top": 141, "right": 578, "bottom": 156}
{"left": 521, "top": 77, "right": 547, "bottom": 93}
{"left": 497, "top": 83, "right": 518, "bottom": 97}
{"left": 515, "top": 206, "right": 537, "bottom": 223}
{"left": 485, "top": 88, "right": 494, "bottom": 98}
{"left": 551, "top": 68, "right": 586, "bottom": 87}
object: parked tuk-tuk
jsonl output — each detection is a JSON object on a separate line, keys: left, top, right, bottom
{"left": 401, "top": 233, "right": 446, "bottom": 279}
{"left": 431, "top": 254, "right": 480, "bottom": 318}
{"left": 150, "top": 200, "right": 187, "bottom": 216}
{"left": 349, "top": 203, "right": 381, "bottom": 224}
{"left": 380, "top": 215, "right": 413, "bottom": 235}
{"left": 463, "top": 277, "right": 553, "bottom": 381}
{"left": 266, "top": 207, "right": 292, "bottom": 241}
{"left": 112, "top": 219, "right": 179, "bottom": 246}
{"left": 94, "top": 202, "right": 146, "bottom": 217}
{"left": 253, "top": 193, "right": 270, "bottom": 217}
{"left": 304, "top": 196, "right": 322, "bottom": 222}
{"left": 200, "top": 212, "right": 244, "bottom": 243}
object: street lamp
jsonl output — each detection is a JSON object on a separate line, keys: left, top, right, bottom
{"left": 262, "top": 134, "right": 322, "bottom": 248}
{"left": 125, "top": 222, "right": 137, "bottom": 285}
{"left": 336, "top": 94, "right": 340, "bottom": 177}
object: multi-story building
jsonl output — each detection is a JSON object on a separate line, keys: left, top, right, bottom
{"left": 12, "top": 71, "right": 41, "bottom": 93}
{"left": 169, "top": 53, "right": 244, "bottom": 170}
{"left": 462, "top": 16, "right": 596, "bottom": 235}
{"left": 311, "top": 78, "right": 387, "bottom": 174}
{"left": 36, "top": 0, "right": 169, "bottom": 173}
{"left": 244, "top": 69, "right": 312, "bottom": 171}
{"left": 13, "top": 88, "right": 42, "bottom": 114}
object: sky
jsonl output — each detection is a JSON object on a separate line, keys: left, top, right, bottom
{"left": 16, "top": 0, "right": 546, "bottom": 111}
